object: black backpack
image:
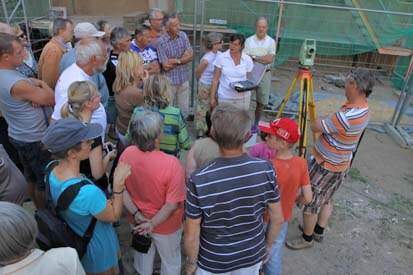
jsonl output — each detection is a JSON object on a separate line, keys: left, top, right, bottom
{"left": 35, "top": 161, "right": 97, "bottom": 259}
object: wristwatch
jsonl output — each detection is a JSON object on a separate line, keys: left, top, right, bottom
{"left": 177, "top": 59, "right": 182, "bottom": 65}
{"left": 252, "top": 55, "right": 257, "bottom": 61}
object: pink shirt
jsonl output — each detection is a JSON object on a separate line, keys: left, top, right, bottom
{"left": 248, "top": 142, "right": 276, "bottom": 160}
{"left": 119, "top": 146, "right": 186, "bottom": 234}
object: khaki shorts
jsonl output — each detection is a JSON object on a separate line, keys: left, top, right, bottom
{"left": 251, "top": 70, "right": 271, "bottom": 106}
{"left": 303, "top": 158, "right": 347, "bottom": 214}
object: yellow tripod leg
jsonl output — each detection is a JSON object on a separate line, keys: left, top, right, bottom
{"left": 276, "top": 74, "right": 299, "bottom": 119}
{"left": 298, "top": 77, "right": 307, "bottom": 157}
{"left": 302, "top": 77, "right": 311, "bottom": 157}
{"left": 308, "top": 76, "right": 317, "bottom": 143}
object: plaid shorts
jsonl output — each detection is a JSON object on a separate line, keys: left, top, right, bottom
{"left": 9, "top": 137, "right": 51, "bottom": 191}
{"left": 303, "top": 158, "right": 347, "bottom": 214}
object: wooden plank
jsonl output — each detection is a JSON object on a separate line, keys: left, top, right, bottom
{"left": 378, "top": 46, "right": 413, "bottom": 57}
{"left": 180, "top": 23, "right": 236, "bottom": 34}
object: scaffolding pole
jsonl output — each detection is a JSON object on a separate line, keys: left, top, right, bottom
{"left": 190, "top": 0, "right": 198, "bottom": 110}
{"left": 1, "top": 0, "right": 10, "bottom": 24}
{"left": 274, "top": 0, "right": 284, "bottom": 54}
{"left": 21, "top": 0, "right": 31, "bottom": 46}
{"left": 199, "top": 0, "right": 205, "bottom": 59}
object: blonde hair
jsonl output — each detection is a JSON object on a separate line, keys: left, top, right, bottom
{"left": 143, "top": 74, "right": 171, "bottom": 109}
{"left": 10, "top": 24, "right": 22, "bottom": 36}
{"left": 113, "top": 51, "right": 144, "bottom": 93}
{"left": 61, "top": 81, "right": 98, "bottom": 121}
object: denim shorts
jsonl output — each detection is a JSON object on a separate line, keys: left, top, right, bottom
{"left": 8, "top": 137, "right": 51, "bottom": 191}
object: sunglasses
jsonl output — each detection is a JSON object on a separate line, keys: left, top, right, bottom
{"left": 18, "top": 33, "right": 26, "bottom": 39}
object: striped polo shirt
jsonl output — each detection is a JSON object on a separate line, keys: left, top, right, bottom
{"left": 312, "top": 101, "right": 369, "bottom": 172}
{"left": 186, "top": 154, "right": 280, "bottom": 273}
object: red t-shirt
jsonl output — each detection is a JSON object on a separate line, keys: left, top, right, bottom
{"left": 119, "top": 146, "right": 186, "bottom": 234}
{"left": 266, "top": 156, "right": 310, "bottom": 222}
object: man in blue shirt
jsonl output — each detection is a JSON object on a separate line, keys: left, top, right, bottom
{"left": 131, "top": 25, "right": 160, "bottom": 75}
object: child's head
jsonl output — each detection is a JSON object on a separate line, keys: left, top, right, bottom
{"left": 258, "top": 118, "right": 300, "bottom": 152}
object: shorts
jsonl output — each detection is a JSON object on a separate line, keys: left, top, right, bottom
{"left": 251, "top": 70, "right": 271, "bottom": 106}
{"left": 8, "top": 137, "right": 51, "bottom": 191}
{"left": 303, "top": 158, "right": 346, "bottom": 214}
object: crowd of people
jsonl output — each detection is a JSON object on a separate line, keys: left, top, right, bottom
{"left": 0, "top": 7, "right": 375, "bottom": 275}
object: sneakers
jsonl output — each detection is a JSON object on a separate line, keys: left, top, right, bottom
{"left": 285, "top": 236, "right": 314, "bottom": 250}
{"left": 298, "top": 224, "right": 324, "bottom": 242}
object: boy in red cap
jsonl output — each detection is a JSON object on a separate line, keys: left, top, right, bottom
{"left": 259, "top": 118, "right": 313, "bottom": 275}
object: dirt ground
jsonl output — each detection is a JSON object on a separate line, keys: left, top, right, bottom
{"left": 266, "top": 68, "right": 413, "bottom": 275}
{"left": 113, "top": 68, "right": 413, "bottom": 275}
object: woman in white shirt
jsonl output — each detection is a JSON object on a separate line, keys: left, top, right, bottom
{"left": 210, "top": 34, "right": 253, "bottom": 111}
{"left": 194, "top": 32, "right": 223, "bottom": 138}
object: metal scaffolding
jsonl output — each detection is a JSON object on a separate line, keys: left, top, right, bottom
{"left": 1, "top": 0, "right": 31, "bottom": 45}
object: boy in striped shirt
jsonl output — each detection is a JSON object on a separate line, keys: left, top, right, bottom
{"left": 286, "top": 67, "right": 375, "bottom": 249}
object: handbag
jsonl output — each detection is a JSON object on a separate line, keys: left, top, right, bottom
{"left": 131, "top": 232, "right": 152, "bottom": 253}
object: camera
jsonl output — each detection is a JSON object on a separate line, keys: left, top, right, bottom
{"left": 299, "top": 39, "right": 316, "bottom": 68}
{"left": 105, "top": 143, "right": 115, "bottom": 154}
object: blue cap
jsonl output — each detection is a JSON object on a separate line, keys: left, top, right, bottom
{"left": 42, "top": 118, "right": 102, "bottom": 153}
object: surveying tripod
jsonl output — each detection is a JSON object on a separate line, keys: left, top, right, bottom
{"left": 275, "top": 67, "right": 317, "bottom": 157}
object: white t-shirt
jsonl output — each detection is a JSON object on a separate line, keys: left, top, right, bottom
{"left": 213, "top": 50, "right": 254, "bottom": 99}
{"left": 199, "top": 51, "right": 220, "bottom": 85}
{"left": 0, "top": 248, "right": 85, "bottom": 275}
{"left": 244, "top": 34, "right": 276, "bottom": 58}
{"left": 53, "top": 63, "right": 107, "bottom": 138}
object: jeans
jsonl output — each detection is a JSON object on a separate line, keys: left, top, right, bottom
{"left": 264, "top": 222, "right": 288, "bottom": 275}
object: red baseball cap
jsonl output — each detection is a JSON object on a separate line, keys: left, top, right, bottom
{"left": 258, "top": 118, "right": 300, "bottom": 144}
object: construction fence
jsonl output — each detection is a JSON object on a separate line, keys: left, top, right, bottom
{"left": 176, "top": 0, "right": 413, "bottom": 88}
{"left": 177, "top": 0, "right": 413, "bottom": 147}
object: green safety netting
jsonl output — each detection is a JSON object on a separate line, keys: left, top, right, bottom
{"left": 176, "top": 0, "right": 413, "bottom": 88}
{"left": 0, "top": 0, "right": 50, "bottom": 23}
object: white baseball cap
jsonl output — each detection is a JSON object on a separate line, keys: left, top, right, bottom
{"left": 74, "top": 22, "right": 105, "bottom": 39}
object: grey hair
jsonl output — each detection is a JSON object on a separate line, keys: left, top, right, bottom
{"left": 110, "top": 27, "right": 130, "bottom": 48}
{"left": 75, "top": 39, "right": 102, "bottom": 65}
{"left": 211, "top": 103, "right": 251, "bottom": 150}
{"left": 205, "top": 32, "right": 223, "bottom": 50}
{"left": 0, "top": 202, "right": 38, "bottom": 266}
{"left": 165, "top": 13, "right": 180, "bottom": 29}
{"left": 148, "top": 8, "right": 163, "bottom": 19}
{"left": 52, "top": 18, "right": 72, "bottom": 36}
{"left": 346, "top": 67, "right": 375, "bottom": 97}
{"left": 255, "top": 17, "right": 268, "bottom": 26}
{"left": 129, "top": 110, "right": 164, "bottom": 152}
